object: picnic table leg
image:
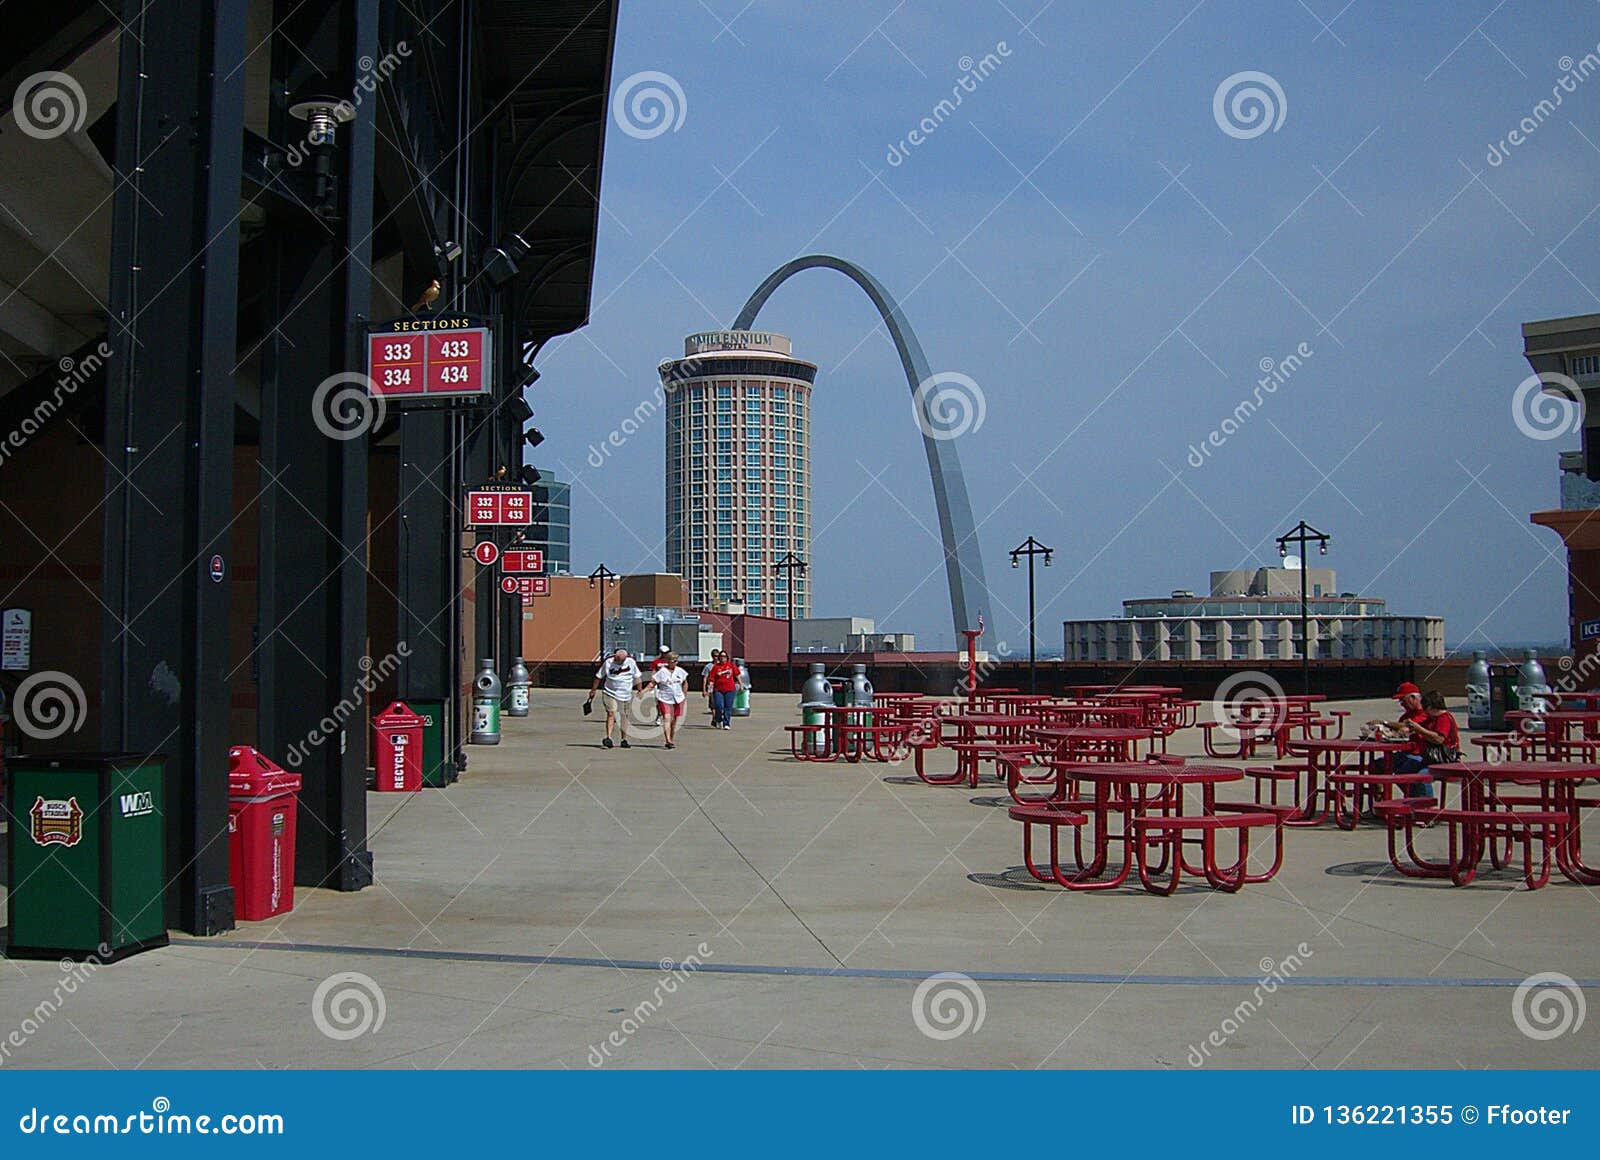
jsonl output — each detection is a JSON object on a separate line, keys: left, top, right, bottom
{"left": 1201, "top": 826, "right": 1247, "bottom": 892}
{"left": 1523, "top": 819, "right": 1557, "bottom": 890}
{"left": 1019, "top": 818, "right": 1051, "bottom": 883}
{"left": 1445, "top": 817, "right": 1481, "bottom": 887}
{"left": 1547, "top": 782, "right": 1600, "bottom": 884}
{"left": 1135, "top": 824, "right": 1182, "bottom": 896}
{"left": 1242, "top": 820, "right": 1286, "bottom": 884}
{"left": 1285, "top": 753, "right": 1328, "bottom": 826}
{"left": 1386, "top": 809, "right": 1446, "bottom": 878}
{"left": 914, "top": 743, "right": 964, "bottom": 786}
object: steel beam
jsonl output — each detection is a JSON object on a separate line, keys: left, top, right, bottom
{"left": 101, "top": 0, "right": 249, "bottom": 936}
{"left": 256, "top": 0, "right": 378, "bottom": 892}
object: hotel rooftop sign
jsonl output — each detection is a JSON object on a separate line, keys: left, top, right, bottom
{"left": 684, "top": 330, "right": 790, "bottom": 356}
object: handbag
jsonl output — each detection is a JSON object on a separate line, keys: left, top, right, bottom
{"left": 1420, "top": 741, "right": 1460, "bottom": 765}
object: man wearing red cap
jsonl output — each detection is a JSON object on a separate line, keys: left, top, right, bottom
{"left": 1366, "top": 682, "right": 1432, "bottom": 796}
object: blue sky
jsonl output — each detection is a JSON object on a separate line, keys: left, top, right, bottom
{"left": 535, "top": 0, "right": 1600, "bottom": 652}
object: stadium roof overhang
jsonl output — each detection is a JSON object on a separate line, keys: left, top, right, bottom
{"left": 479, "top": 1, "right": 618, "bottom": 352}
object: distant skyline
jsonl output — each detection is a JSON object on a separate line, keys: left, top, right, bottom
{"left": 537, "top": 1, "right": 1600, "bottom": 650}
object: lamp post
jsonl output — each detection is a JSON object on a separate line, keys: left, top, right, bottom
{"left": 587, "top": 564, "right": 617, "bottom": 660}
{"left": 1275, "top": 521, "right": 1330, "bottom": 696}
{"left": 775, "top": 552, "right": 807, "bottom": 694}
{"left": 1009, "top": 536, "right": 1054, "bottom": 694}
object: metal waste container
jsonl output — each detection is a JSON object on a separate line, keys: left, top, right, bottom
{"left": 1488, "top": 663, "right": 1519, "bottom": 731}
{"left": 409, "top": 697, "right": 453, "bottom": 787}
{"left": 799, "top": 663, "right": 833, "bottom": 758}
{"left": 5, "top": 752, "right": 168, "bottom": 962}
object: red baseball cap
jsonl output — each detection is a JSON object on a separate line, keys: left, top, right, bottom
{"left": 1392, "top": 682, "right": 1420, "bottom": 699}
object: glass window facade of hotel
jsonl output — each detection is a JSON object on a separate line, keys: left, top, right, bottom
{"left": 662, "top": 332, "right": 813, "bottom": 617}
{"left": 527, "top": 472, "right": 572, "bottom": 575}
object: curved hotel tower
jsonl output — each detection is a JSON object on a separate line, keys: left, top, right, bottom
{"left": 661, "top": 331, "right": 813, "bottom": 616}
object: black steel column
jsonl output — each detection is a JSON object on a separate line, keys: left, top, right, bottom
{"left": 397, "top": 412, "right": 456, "bottom": 701}
{"left": 101, "top": 0, "right": 249, "bottom": 935}
{"left": 257, "top": 0, "right": 378, "bottom": 891}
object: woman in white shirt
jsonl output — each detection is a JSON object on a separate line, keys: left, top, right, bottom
{"left": 642, "top": 651, "right": 690, "bottom": 748}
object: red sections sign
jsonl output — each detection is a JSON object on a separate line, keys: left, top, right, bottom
{"left": 501, "top": 576, "right": 549, "bottom": 598}
{"left": 500, "top": 549, "right": 544, "bottom": 573}
{"left": 466, "top": 488, "right": 533, "bottom": 527}
{"left": 366, "top": 319, "right": 492, "bottom": 400}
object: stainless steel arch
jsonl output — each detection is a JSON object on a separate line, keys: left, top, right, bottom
{"left": 732, "top": 255, "right": 990, "bottom": 638}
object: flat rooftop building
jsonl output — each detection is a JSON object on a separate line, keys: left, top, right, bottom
{"left": 1064, "top": 565, "right": 1444, "bottom": 662}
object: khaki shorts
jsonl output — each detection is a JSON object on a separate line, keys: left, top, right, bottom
{"left": 601, "top": 691, "right": 631, "bottom": 717}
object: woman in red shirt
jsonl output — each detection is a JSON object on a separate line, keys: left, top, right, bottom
{"left": 1399, "top": 690, "right": 1461, "bottom": 799}
{"left": 707, "top": 655, "right": 741, "bottom": 730}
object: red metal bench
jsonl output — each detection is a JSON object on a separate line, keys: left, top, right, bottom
{"left": 1008, "top": 802, "right": 1090, "bottom": 886}
{"left": 785, "top": 724, "right": 831, "bottom": 762}
{"left": 1131, "top": 811, "right": 1284, "bottom": 894}
{"left": 1324, "top": 770, "right": 1433, "bottom": 829}
{"left": 1382, "top": 800, "right": 1570, "bottom": 889}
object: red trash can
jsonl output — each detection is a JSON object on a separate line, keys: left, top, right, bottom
{"left": 373, "top": 701, "right": 424, "bottom": 792}
{"left": 227, "top": 746, "right": 301, "bottom": 921}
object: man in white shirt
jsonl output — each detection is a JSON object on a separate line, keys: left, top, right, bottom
{"left": 586, "top": 648, "right": 642, "bottom": 748}
{"left": 641, "top": 651, "right": 689, "bottom": 748}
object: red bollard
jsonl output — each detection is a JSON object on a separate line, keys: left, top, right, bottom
{"left": 227, "top": 746, "right": 302, "bottom": 921}
{"left": 373, "top": 701, "right": 424, "bottom": 792}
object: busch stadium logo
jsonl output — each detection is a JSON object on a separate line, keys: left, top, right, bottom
{"left": 30, "top": 796, "right": 83, "bottom": 847}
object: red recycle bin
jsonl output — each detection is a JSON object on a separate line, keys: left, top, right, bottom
{"left": 373, "top": 701, "right": 424, "bottom": 793}
{"left": 227, "top": 745, "right": 301, "bottom": 922}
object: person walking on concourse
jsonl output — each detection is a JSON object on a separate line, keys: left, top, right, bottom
{"left": 586, "top": 648, "right": 642, "bottom": 748}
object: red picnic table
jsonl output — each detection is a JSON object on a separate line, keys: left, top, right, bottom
{"left": 1199, "top": 718, "right": 1279, "bottom": 760}
{"left": 1032, "top": 701, "right": 1145, "bottom": 728}
{"left": 1384, "top": 761, "right": 1600, "bottom": 888}
{"left": 1514, "top": 710, "right": 1600, "bottom": 761}
{"left": 915, "top": 712, "right": 1041, "bottom": 787}
{"left": 1031, "top": 724, "right": 1151, "bottom": 763}
{"left": 810, "top": 704, "right": 905, "bottom": 762}
{"left": 1008, "top": 763, "right": 1282, "bottom": 894}
{"left": 1282, "top": 737, "right": 1413, "bottom": 828}
{"left": 1534, "top": 690, "right": 1600, "bottom": 710}
{"left": 872, "top": 691, "right": 925, "bottom": 706}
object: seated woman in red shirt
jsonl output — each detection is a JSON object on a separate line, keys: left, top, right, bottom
{"left": 1399, "top": 690, "right": 1461, "bottom": 799}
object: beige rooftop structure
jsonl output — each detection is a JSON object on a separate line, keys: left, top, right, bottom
{"left": 1065, "top": 564, "right": 1444, "bottom": 662}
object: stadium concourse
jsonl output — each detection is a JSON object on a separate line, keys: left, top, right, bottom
{"left": 1, "top": 690, "right": 1593, "bottom": 1068}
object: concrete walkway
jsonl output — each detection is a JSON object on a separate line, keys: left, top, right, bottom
{"left": 2, "top": 691, "right": 1595, "bottom": 1068}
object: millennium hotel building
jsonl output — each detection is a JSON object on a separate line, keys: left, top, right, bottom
{"left": 662, "top": 331, "right": 814, "bottom": 616}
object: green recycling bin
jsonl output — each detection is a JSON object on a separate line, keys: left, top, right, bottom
{"left": 5, "top": 753, "right": 169, "bottom": 962}
{"left": 410, "top": 697, "right": 453, "bottom": 787}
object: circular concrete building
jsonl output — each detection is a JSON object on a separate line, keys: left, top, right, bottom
{"left": 661, "top": 331, "right": 814, "bottom": 616}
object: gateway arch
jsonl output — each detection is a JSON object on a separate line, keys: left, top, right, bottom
{"left": 732, "top": 255, "right": 990, "bottom": 639}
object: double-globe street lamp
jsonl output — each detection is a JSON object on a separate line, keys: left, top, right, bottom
{"left": 587, "top": 563, "right": 618, "bottom": 661}
{"left": 774, "top": 552, "right": 807, "bottom": 694}
{"left": 1275, "top": 521, "right": 1330, "bottom": 696}
{"left": 1009, "top": 536, "right": 1054, "bottom": 694}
